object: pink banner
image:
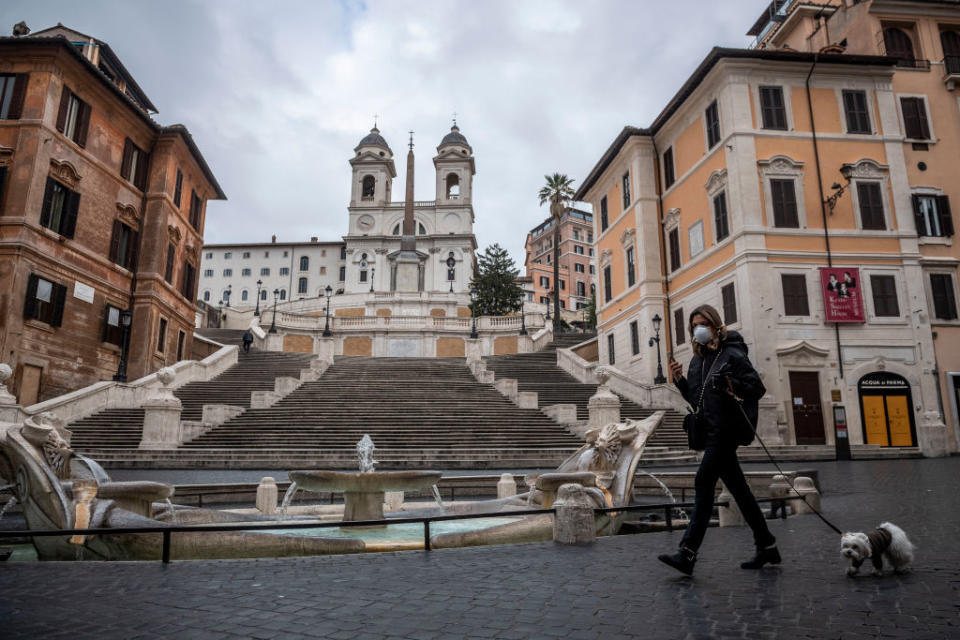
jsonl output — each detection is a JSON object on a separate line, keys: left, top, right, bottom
{"left": 820, "top": 267, "right": 865, "bottom": 323}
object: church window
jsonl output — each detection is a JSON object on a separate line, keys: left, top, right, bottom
{"left": 361, "top": 175, "right": 376, "bottom": 200}
{"left": 393, "top": 224, "right": 400, "bottom": 235}
{"left": 419, "top": 222, "right": 426, "bottom": 235}
{"left": 446, "top": 173, "right": 460, "bottom": 198}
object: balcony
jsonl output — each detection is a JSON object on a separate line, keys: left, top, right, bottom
{"left": 944, "top": 56, "right": 960, "bottom": 91}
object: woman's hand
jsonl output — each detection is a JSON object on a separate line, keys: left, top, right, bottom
{"left": 669, "top": 356, "right": 683, "bottom": 379}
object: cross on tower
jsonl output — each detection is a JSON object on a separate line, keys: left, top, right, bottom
{"left": 372, "top": 113, "right": 378, "bottom": 128}
{"left": 452, "top": 111, "right": 457, "bottom": 126}
{"left": 408, "top": 130, "right": 414, "bottom": 150}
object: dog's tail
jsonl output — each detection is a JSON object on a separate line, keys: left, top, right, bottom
{"left": 879, "top": 522, "right": 914, "bottom": 566}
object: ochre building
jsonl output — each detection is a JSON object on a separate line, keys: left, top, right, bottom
{"left": 524, "top": 207, "right": 595, "bottom": 312}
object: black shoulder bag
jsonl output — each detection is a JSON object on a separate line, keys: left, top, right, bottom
{"left": 682, "top": 347, "right": 722, "bottom": 451}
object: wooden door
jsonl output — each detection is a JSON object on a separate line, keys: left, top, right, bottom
{"left": 789, "top": 371, "right": 826, "bottom": 444}
{"left": 19, "top": 364, "right": 43, "bottom": 406}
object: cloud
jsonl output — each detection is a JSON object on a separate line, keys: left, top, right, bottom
{"left": 4, "top": 0, "right": 760, "bottom": 266}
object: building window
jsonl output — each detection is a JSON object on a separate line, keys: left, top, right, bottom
{"left": 574, "top": 245, "right": 584, "bottom": 255}
{"left": 626, "top": 246, "right": 636, "bottom": 287}
{"left": 165, "top": 243, "right": 175, "bottom": 284}
{"left": 607, "top": 333, "right": 615, "bottom": 365}
{"left": 540, "top": 296, "right": 549, "bottom": 305}
{"left": 721, "top": 282, "right": 737, "bottom": 324}
{"left": 663, "top": 147, "right": 675, "bottom": 190}
{"left": 189, "top": 190, "right": 202, "bottom": 229}
{"left": 177, "top": 330, "right": 186, "bottom": 361}
{"left": 203, "top": 269, "right": 213, "bottom": 277}
{"left": 770, "top": 179, "right": 800, "bottom": 228}
{"left": 261, "top": 289, "right": 268, "bottom": 301}
{"left": 622, "top": 173, "right": 631, "bottom": 209}
{"left": 588, "top": 232, "right": 593, "bottom": 243}
{"left": 39, "top": 177, "right": 80, "bottom": 238}
{"left": 857, "top": 182, "right": 886, "bottom": 230}
{"left": 279, "top": 289, "right": 286, "bottom": 301}
{"left": 842, "top": 90, "right": 871, "bottom": 134}
{"left": 222, "top": 269, "right": 232, "bottom": 277}
{"left": 674, "top": 307, "right": 685, "bottom": 346}
{"left": 359, "top": 269, "right": 367, "bottom": 283}
{"left": 203, "top": 290, "right": 210, "bottom": 302}
{"left": 241, "top": 289, "right": 249, "bottom": 302}
{"left": 539, "top": 276, "right": 549, "bottom": 288}
{"left": 339, "top": 266, "right": 346, "bottom": 281}
{"left": 713, "top": 191, "right": 730, "bottom": 241}
{"left": 883, "top": 27, "right": 916, "bottom": 65}
{"left": 319, "top": 266, "right": 327, "bottom": 275}
{"left": 264, "top": 251, "right": 270, "bottom": 258}
{"left": 575, "top": 263, "right": 585, "bottom": 273}
{"left": 573, "top": 229, "right": 580, "bottom": 241}
{"left": 0, "top": 73, "right": 28, "bottom": 119}
{"left": 24, "top": 274, "right": 66, "bottom": 327}
{"left": 668, "top": 228, "right": 681, "bottom": 272}
{"left": 241, "top": 268, "right": 251, "bottom": 277}
{"left": 298, "top": 277, "right": 308, "bottom": 294}
{"left": 759, "top": 86, "right": 787, "bottom": 130}
{"left": 55, "top": 86, "right": 91, "bottom": 146}
{"left": 942, "top": 29, "right": 960, "bottom": 71}
{"left": 870, "top": 275, "right": 899, "bottom": 317}
{"left": 931, "top": 273, "right": 958, "bottom": 320}
{"left": 705, "top": 100, "right": 721, "bottom": 148}
{"left": 283, "top": 251, "right": 289, "bottom": 257}
{"left": 224, "top": 251, "right": 231, "bottom": 260}
{"left": 576, "top": 281, "right": 585, "bottom": 297}
{"left": 120, "top": 138, "right": 149, "bottom": 190}
{"left": 559, "top": 280, "right": 566, "bottom": 291}
{"left": 599, "top": 196, "right": 608, "bottom": 232}
{"left": 361, "top": 175, "right": 376, "bottom": 200}
{"left": 340, "top": 246, "right": 346, "bottom": 259}
{"left": 299, "top": 256, "right": 309, "bottom": 271}
{"left": 205, "top": 252, "right": 213, "bottom": 259}
{"left": 603, "top": 265, "right": 612, "bottom": 303}
{"left": 278, "top": 267, "right": 288, "bottom": 276}
{"left": 630, "top": 320, "right": 640, "bottom": 356}
{"left": 900, "top": 97, "right": 931, "bottom": 140}
{"left": 108, "top": 220, "right": 138, "bottom": 270}
{"left": 173, "top": 169, "right": 183, "bottom": 208}
{"left": 102, "top": 305, "right": 123, "bottom": 346}
{"left": 912, "top": 195, "right": 953, "bottom": 237}
{"left": 181, "top": 262, "right": 196, "bottom": 300}
{"left": 781, "top": 274, "right": 810, "bottom": 316}
{"left": 589, "top": 265, "right": 595, "bottom": 275}
{"left": 242, "top": 251, "right": 251, "bottom": 259}
{"left": 262, "top": 267, "right": 272, "bottom": 276}
{"left": 156, "top": 318, "right": 167, "bottom": 353}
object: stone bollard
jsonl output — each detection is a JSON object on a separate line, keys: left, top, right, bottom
{"left": 497, "top": 473, "right": 517, "bottom": 499}
{"left": 256, "top": 477, "right": 278, "bottom": 515}
{"left": 717, "top": 482, "right": 745, "bottom": 527}
{"left": 384, "top": 491, "right": 404, "bottom": 512}
{"left": 587, "top": 368, "right": 620, "bottom": 429}
{"left": 790, "top": 476, "right": 820, "bottom": 515}
{"left": 516, "top": 392, "right": 538, "bottom": 410}
{"left": 139, "top": 368, "right": 183, "bottom": 449}
{"left": 553, "top": 483, "right": 596, "bottom": 545}
{"left": 769, "top": 474, "right": 792, "bottom": 518}
{"left": 0, "top": 363, "right": 21, "bottom": 422}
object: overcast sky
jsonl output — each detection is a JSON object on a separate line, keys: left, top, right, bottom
{"left": 5, "top": 1, "right": 763, "bottom": 265}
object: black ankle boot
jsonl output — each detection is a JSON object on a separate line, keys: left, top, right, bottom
{"left": 741, "top": 545, "right": 781, "bottom": 569}
{"left": 658, "top": 545, "right": 697, "bottom": 576}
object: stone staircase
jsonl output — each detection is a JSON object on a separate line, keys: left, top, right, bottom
{"left": 194, "top": 328, "right": 250, "bottom": 348}
{"left": 67, "top": 350, "right": 316, "bottom": 451}
{"left": 178, "top": 357, "right": 584, "bottom": 468}
{"left": 483, "top": 333, "right": 696, "bottom": 464}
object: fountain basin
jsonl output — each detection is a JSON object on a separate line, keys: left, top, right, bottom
{"left": 288, "top": 470, "right": 442, "bottom": 522}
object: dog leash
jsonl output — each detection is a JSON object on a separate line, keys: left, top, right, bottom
{"left": 730, "top": 399, "right": 844, "bottom": 536}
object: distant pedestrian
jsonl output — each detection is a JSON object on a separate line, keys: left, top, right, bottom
{"left": 241, "top": 329, "right": 254, "bottom": 353}
{"left": 658, "top": 304, "right": 779, "bottom": 576}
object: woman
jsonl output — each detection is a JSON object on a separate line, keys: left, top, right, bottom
{"left": 657, "top": 304, "right": 780, "bottom": 576}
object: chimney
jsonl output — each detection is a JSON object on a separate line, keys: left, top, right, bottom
{"left": 12, "top": 21, "right": 30, "bottom": 36}
{"left": 271, "top": 235, "right": 277, "bottom": 244}
{"left": 311, "top": 236, "right": 318, "bottom": 243}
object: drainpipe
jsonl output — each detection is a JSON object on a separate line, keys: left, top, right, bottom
{"left": 805, "top": 56, "right": 844, "bottom": 380}
{"left": 651, "top": 138, "right": 673, "bottom": 364}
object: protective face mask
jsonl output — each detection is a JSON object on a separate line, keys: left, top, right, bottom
{"left": 693, "top": 325, "right": 713, "bottom": 345}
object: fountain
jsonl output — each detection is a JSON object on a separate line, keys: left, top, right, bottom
{"left": 289, "top": 435, "right": 442, "bottom": 522}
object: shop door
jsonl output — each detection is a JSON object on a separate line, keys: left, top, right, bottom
{"left": 789, "top": 371, "right": 826, "bottom": 445}
{"left": 858, "top": 372, "right": 917, "bottom": 447}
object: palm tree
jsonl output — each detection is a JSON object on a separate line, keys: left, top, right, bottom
{"left": 538, "top": 173, "right": 576, "bottom": 332}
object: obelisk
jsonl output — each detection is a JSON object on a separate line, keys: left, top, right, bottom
{"left": 394, "top": 132, "right": 421, "bottom": 292}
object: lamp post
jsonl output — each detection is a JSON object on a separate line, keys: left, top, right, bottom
{"left": 112, "top": 309, "right": 133, "bottom": 382}
{"left": 545, "top": 290, "right": 552, "bottom": 323}
{"left": 217, "top": 301, "right": 224, "bottom": 328}
{"left": 469, "top": 286, "right": 478, "bottom": 339}
{"left": 322, "top": 285, "right": 333, "bottom": 337}
{"left": 225, "top": 284, "right": 232, "bottom": 307}
{"left": 254, "top": 279, "right": 262, "bottom": 316}
{"left": 519, "top": 293, "right": 528, "bottom": 336}
{"left": 649, "top": 313, "right": 667, "bottom": 384}
{"left": 369, "top": 267, "right": 375, "bottom": 293}
{"left": 447, "top": 254, "right": 456, "bottom": 293}
{"left": 269, "top": 288, "right": 279, "bottom": 334}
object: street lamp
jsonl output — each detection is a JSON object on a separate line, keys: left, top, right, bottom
{"left": 112, "top": 309, "right": 133, "bottom": 382}
{"left": 446, "top": 254, "right": 456, "bottom": 293}
{"left": 519, "top": 292, "right": 528, "bottom": 336}
{"left": 269, "top": 288, "right": 279, "bottom": 333}
{"left": 469, "top": 285, "right": 478, "bottom": 339}
{"left": 254, "top": 279, "right": 263, "bottom": 316}
{"left": 370, "top": 266, "right": 375, "bottom": 293}
{"left": 322, "top": 285, "right": 333, "bottom": 337}
{"left": 545, "top": 290, "right": 552, "bottom": 323}
{"left": 649, "top": 313, "right": 667, "bottom": 384}
{"left": 225, "top": 283, "right": 232, "bottom": 307}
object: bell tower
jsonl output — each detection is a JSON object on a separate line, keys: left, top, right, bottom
{"left": 434, "top": 123, "right": 475, "bottom": 205}
{"left": 349, "top": 126, "right": 396, "bottom": 207}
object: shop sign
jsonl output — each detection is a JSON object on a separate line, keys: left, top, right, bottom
{"left": 820, "top": 267, "right": 865, "bottom": 323}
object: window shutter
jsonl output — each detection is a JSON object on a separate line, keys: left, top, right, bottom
{"left": 109, "top": 220, "right": 122, "bottom": 263}
{"left": 7, "top": 73, "right": 28, "bottom": 119}
{"left": 858, "top": 183, "right": 885, "bottom": 230}
{"left": 674, "top": 308, "right": 685, "bottom": 345}
{"left": 75, "top": 101, "right": 90, "bottom": 147}
{"left": 39, "top": 177, "right": 54, "bottom": 228}
{"left": 173, "top": 169, "right": 183, "bottom": 207}
{"left": 0, "top": 166, "right": 7, "bottom": 205}
{"left": 901, "top": 98, "right": 921, "bottom": 139}
{"left": 136, "top": 152, "right": 151, "bottom": 191}
{"left": 23, "top": 273, "right": 39, "bottom": 319}
{"left": 55, "top": 87, "right": 70, "bottom": 132}
{"left": 911, "top": 195, "right": 926, "bottom": 236}
{"left": 120, "top": 139, "right": 133, "bottom": 180}
{"left": 127, "top": 229, "right": 139, "bottom": 271}
{"left": 61, "top": 189, "right": 79, "bottom": 238}
{"left": 938, "top": 196, "right": 954, "bottom": 237}
{"left": 51, "top": 283, "right": 67, "bottom": 327}
{"left": 165, "top": 243, "right": 175, "bottom": 283}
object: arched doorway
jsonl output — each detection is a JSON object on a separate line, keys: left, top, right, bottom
{"left": 858, "top": 372, "right": 917, "bottom": 447}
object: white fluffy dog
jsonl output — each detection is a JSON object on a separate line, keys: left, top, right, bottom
{"left": 840, "top": 522, "right": 914, "bottom": 576}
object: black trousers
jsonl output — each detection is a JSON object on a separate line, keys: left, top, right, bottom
{"left": 242, "top": 341, "right": 251, "bottom": 353}
{"left": 680, "top": 445, "right": 775, "bottom": 552}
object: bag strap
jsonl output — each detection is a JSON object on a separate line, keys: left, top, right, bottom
{"left": 696, "top": 347, "right": 723, "bottom": 412}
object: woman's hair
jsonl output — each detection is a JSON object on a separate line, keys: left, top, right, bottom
{"left": 688, "top": 304, "right": 727, "bottom": 356}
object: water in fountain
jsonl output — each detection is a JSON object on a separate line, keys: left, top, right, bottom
{"left": 279, "top": 482, "right": 298, "bottom": 519}
{"left": 430, "top": 485, "right": 445, "bottom": 513}
{"left": 164, "top": 498, "right": 178, "bottom": 524}
{"left": 637, "top": 470, "right": 687, "bottom": 521}
{"left": 0, "top": 496, "right": 16, "bottom": 522}
{"left": 74, "top": 455, "right": 110, "bottom": 484}
{"left": 357, "top": 434, "right": 377, "bottom": 473}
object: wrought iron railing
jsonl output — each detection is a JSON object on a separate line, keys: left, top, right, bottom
{"left": 944, "top": 55, "right": 960, "bottom": 75}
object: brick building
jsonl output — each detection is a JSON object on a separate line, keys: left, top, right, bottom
{"left": 0, "top": 24, "right": 224, "bottom": 404}
{"left": 524, "top": 207, "right": 595, "bottom": 311}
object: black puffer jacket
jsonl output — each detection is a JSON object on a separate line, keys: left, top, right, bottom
{"left": 674, "top": 331, "right": 766, "bottom": 448}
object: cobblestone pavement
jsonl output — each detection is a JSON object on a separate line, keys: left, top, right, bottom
{"left": 2, "top": 458, "right": 958, "bottom": 639}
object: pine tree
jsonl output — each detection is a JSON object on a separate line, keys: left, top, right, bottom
{"left": 470, "top": 244, "right": 523, "bottom": 316}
